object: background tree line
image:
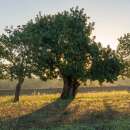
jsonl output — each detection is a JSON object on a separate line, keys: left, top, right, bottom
{"left": 0, "top": 7, "right": 128, "bottom": 102}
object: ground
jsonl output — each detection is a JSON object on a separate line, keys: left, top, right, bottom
{"left": 0, "top": 91, "right": 130, "bottom": 130}
{"left": 0, "top": 78, "right": 130, "bottom": 90}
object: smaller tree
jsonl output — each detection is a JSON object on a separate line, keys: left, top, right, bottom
{"left": 117, "top": 33, "right": 130, "bottom": 59}
{"left": 0, "top": 26, "right": 34, "bottom": 102}
{"left": 117, "top": 33, "right": 130, "bottom": 78}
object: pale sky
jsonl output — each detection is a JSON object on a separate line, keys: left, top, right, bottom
{"left": 0, "top": 0, "right": 130, "bottom": 49}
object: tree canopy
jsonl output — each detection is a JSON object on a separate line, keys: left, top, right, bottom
{"left": 117, "top": 33, "right": 130, "bottom": 59}
{"left": 0, "top": 7, "right": 124, "bottom": 100}
{"left": 23, "top": 7, "right": 123, "bottom": 99}
{"left": 90, "top": 44, "right": 124, "bottom": 83}
{"left": 0, "top": 26, "right": 35, "bottom": 102}
{"left": 117, "top": 33, "right": 130, "bottom": 78}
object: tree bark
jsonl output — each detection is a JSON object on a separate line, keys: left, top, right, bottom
{"left": 61, "top": 76, "right": 72, "bottom": 99}
{"left": 61, "top": 76, "right": 80, "bottom": 99}
{"left": 14, "top": 77, "right": 24, "bottom": 102}
{"left": 72, "top": 79, "right": 80, "bottom": 98}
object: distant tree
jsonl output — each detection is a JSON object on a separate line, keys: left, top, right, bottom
{"left": 0, "top": 26, "right": 34, "bottom": 102}
{"left": 117, "top": 33, "right": 130, "bottom": 77}
{"left": 0, "top": 45, "right": 3, "bottom": 78}
{"left": 25, "top": 7, "right": 123, "bottom": 99}
{"left": 117, "top": 33, "right": 130, "bottom": 59}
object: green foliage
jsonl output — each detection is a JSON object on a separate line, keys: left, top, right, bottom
{"left": 117, "top": 33, "right": 130, "bottom": 59}
{"left": 117, "top": 33, "right": 130, "bottom": 77}
{"left": 0, "top": 63, "right": 9, "bottom": 79}
{"left": 90, "top": 45, "right": 124, "bottom": 83}
{"left": 0, "top": 7, "right": 124, "bottom": 90}
{"left": 0, "top": 26, "right": 34, "bottom": 80}
{"left": 24, "top": 7, "right": 122, "bottom": 85}
{"left": 23, "top": 7, "right": 95, "bottom": 82}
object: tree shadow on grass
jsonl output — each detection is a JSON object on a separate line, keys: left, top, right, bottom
{"left": 80, "top": 101, "right": 121, "bottom": 124}
{"left": 0, "top": 97, "right": 130, "bottom": 130}
{"left": 69, "top": 100, "right": 130, "bottom": 130}
{"left": 4, "top": 98, "right": 73, "bottom": 130}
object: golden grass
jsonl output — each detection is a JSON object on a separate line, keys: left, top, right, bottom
{"left": 0, "top": 91, "right": 130, "bottom": 130}
{"left": 0, "top": 91, "right": 130, "bottom": 121}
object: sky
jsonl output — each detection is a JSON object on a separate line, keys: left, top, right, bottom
{"left": 0, "top": 0, "right": 130, "bottom": 50}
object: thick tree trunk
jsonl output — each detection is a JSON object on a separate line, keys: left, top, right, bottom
{"left": 72, "top": 79, "right": 80, "bottom": 98}
{"left": 14, "top": 77, "right": 24, "bottom": 102}
{"left": 61, "top": 76, "right": 72, "bottom": 99}
{"left": 61, "top": 76, "right": 80, "bottom": 99}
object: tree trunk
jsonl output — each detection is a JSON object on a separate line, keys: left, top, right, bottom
{"left": 71, "top": 79, "right": 80, "bottom": 98}
{"left": 61, "top": 76, "right": 72, "bottom": 99}
{"left": 61, "top": 76, "right": 80, "bottom": 99}
{"left": 14, "top": 77, "right": 24, "bottom": 102}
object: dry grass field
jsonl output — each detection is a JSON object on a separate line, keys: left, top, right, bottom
{"left": 0, "top": 91, "right": 130, "bottom": 130}
{"left": 0, "top": 78, "right": 130, "bottom": 129}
